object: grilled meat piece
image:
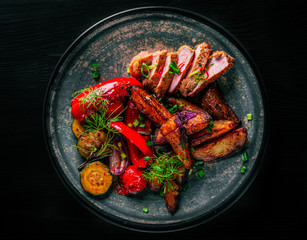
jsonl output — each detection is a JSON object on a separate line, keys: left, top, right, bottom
{"left": 153, "top": 52, "right": 178, "bottom": 99}
{"left": 201, "top": 82, "right": 240, "bottom": 124}
{"left": 179, "top": 42, "right": 212, "bottom": 96}
{"left": 128, "top": 51, "right": 152, "bottom": 81}
{"left": 168, "top": 45, "right": 195, "bottom": 94}
{"left": 190, "top": 120, "right": 237, "bottom": 147}
{"left": 192, "top": 127, "right": 248, "bottom": 162}
{"left": 143, "top": 50, "right": 167, "bottom": 90}
{"left": 181, "top": 51, "right": 235, "bottom": 97}
{"left": 128, "top": 86, "right": 172, "bottom": 126}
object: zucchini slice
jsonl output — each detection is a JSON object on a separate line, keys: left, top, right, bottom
{"left": 80, "top": 161, "right": 112, "bottom": 195}
{"left": 72, "top": 118, "right": 86, "bottom": 138}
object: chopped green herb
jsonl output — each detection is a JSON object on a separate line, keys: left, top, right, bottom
{"left": 190, "top": 147, "right": 195, "bottom": 152}
{"left": 91, "top": 63, "right": 98, "bottom": 69}
{"left": 247, "top": 113, "right": 253, "bottom": 121}
{"left": 117, "top": 142, "right": 122, "bottom": 148}
{"left": 168, "top": 104, "right": 179, "bottom": 114}
{"left": 139, "top": 123, "right": 146, "bottom": 128}
{"left": 183, "top": 182, "right": 188, "bottom": 191}
{"left": 169, "top": 61, "right": 181, "bottom": 74}
{"left": 148, "top": 63, "right": 157, "bottom": 69}
{"left": 127, "top": 67, "right": 130, "bottom": 74}
{"left": 120, "top": 153, "right": 127, "bottom": 159}
{"left": 197, "top": 170, "right": 205, "bottom": 178}
{"left": 138, "top": 114, "right": 145, "bottom": 121}
{"left": 143, "top": 208, "right": 149, "bottom": 213}
{"left": 133, "top": 119, "right": 139, "bottom": 127}
{"left": 144, "top": 156, "right": 151, "bottom": 161}
{"left": 241, "top": 166, "right": 247, "bottom": 174}
{"left": 206, "top": 121, "right": 214, "bottom": 133}
{"left": 159, "top": 189, "right": 164, "bottom": 197}
{"left": 127, "top": 123, "right": 133, "bottom": 128}
{"left": 241, "top": 151, "right": 248, "bottom": 162}
{"left": 146, "top": 140, "right": 152, "bottom": 146}
{"left": 141, "top": 63, "right": 150, "bottom": 78}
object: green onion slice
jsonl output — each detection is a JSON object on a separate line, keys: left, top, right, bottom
{"left": 169, "top": 61, "right": 181, "bottom": 74}
{"left": 141, "top": 63, "right": 150, "bottom": 78}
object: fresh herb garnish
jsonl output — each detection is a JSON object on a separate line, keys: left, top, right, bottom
{"left": 141, "top": 63, "right": 150, "bottom": 78}
{"left": 91, "top": 63, "right": 100, "bottom": 80}
{"left": 206, "top": 121, "right": 214, "bottom": 133}
{"left": 168, "top": 61, "right": 181, "bottom": 74}
{"left": 142, "top": 152, "right": 186, "bottom": 193}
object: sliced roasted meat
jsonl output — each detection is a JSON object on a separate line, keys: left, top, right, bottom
{"left": 179, "top": 42, "right": 211, "bottom": 96}
{"left": 192, "top": 127, "right": 248, "bottom": 162}
{"left": 201, "top": 82, "right": 240, "bottom": 124}
{"left": 153, "top": 52, "right": 178, "bottom": 99}
{"left": 167, "top": 97, "right": 206, "bottom": 113}
{"left": 128, "top": 86, "right": 172, "bottom": 126}
{"left": 168, "top": 45, "right": 195, "bottom": 94}
{"left": 143, "top": 50, "right": 167, "bottom": 90}
{"left": 181, "top": 51, "right": 235, "bottom": 97}
{"left": 160, "top": 114, "right": 194, "bottom": 169}
{"left": 128, "top": 51, "right": 152, "bottom": 81}
{"left": 190, "top": 120, "right": 237, "bottom": 147}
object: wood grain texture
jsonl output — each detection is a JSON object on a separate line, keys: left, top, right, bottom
{"left": 0, "top": 0, "right": 305, "bottom": 238}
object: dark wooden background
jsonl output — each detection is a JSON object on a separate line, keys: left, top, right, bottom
{"left": 1, "top": 0, "right": 306, "bottom": 238}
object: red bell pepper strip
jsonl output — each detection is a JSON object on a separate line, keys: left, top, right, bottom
{"left": 71, "top": 77, "right": 143, "bottom": 121}
{"left": 116, "top": 165, "right": 147, "bottom": 195}
{"left": 124, "top": 99, "right": 152, "bottom": 168}
{"left": 109, "top": 121, "right": 153, "bottom": 157}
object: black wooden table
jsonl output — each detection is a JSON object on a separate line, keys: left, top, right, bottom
{"left": 1, "top": 0, "right": 306, "bottom": 238}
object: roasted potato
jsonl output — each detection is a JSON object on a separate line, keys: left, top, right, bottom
{"left": 201, "top": 82, "right": 240, "bottom": 124}
{"left": 192, "top": 127, "right": 247, "bottom": 161}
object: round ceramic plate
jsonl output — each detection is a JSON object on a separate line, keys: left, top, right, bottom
{"left": 44, "top": 7, "right": 268, "bottom": 232}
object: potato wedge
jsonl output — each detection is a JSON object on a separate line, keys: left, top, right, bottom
{"left": 129, "top": 86, "right": 172, "bottom": 126}
{"left": 192, "top": 127, "right": 247, "bottom": 161}
{"left": 164, "top": 180, "right": 179, "bottom": 215}
{"left": 167, "top": 97, "right": 205, "bottom": 112}
{"left": 190, "top": 120, "right": 237, "bottom": 147}
{"left": 201, "top": 82, "right": 240, "bottom": 124}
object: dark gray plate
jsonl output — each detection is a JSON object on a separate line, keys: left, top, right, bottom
{"left": 44, "top": 7, "right": 268, "bottom": 232}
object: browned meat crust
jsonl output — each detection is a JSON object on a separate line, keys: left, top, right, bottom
{"left": 128, "top": 51, "right": 152, "bottom": 81}
{"left": 201, "top": 82, "right": 240, "bottom": 124}
{"left": 182, "top": 51, "right": 235, "bottom": 97}
{"left": 190, "top": 120, "right": 237, "bottom": 147}
{"left": 153, "top": 52, "right": 178, "bottom": 99}
{"left": 129, "top": 86, "right": 172, "bottom": 126}
{"left": 143, "top": 50, "right": 167, "bottom": 90}
{"left": 192, "top": 127, "right": 248, "bottom": 161}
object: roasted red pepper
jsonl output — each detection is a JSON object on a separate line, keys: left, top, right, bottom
{"left": 116, "top": 165, "right": 147, "bottom": 195}
{"left": 71, "top": 77, "right": 143, "bottom": 121}
{"left": 124, "top": 99, "right": 152, "bottom": 168}
{"left": 109, "top": 121, "right": 153, "bottom": 157}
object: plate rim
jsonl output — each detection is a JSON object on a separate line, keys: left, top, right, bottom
{"left": 43, "top": 6, "right": 270, "bottom": 233}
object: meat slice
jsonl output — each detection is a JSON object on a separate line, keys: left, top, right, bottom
{"left": 153, "top": 52, "right": 178, "bottom": 99}
{"left": 128, "top": 51, "right": 153, "bottom": 81}
{"left": 180, "top": 51, "right": 235, "bottom": 97}
{"left": 143, "top": 50, "right": 167, "bottom": 90}
{"left": 201, "top": 82, "right": 240, "bottom": 124}
{"left": 179, "top": 42, "right": 211, "bottom": 96}
{"left": 168, "top": 45, "right": 195, "bottom": 95}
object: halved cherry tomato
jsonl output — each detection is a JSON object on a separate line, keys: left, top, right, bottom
{"left": 71, "top": 77, "right": 143, "bottom": 121}
{"left": 116, "top": 165, "right": 147, "bottom": 195}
